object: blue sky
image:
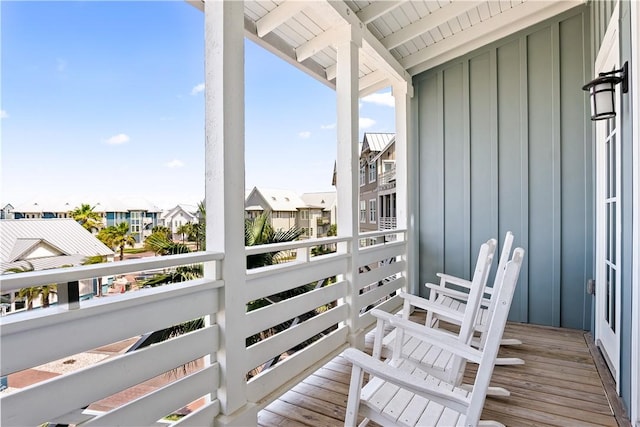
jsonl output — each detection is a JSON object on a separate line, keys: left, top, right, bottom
{"left": 1, "top": 1, "right": 395, "bottom": 209}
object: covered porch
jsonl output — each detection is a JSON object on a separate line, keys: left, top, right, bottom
{"left": 1, "top": 0, "right": 639, "bottom": 426}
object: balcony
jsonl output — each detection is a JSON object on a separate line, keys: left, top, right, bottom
{"left": 0, "top": 230, "right": 623, "bottom": 426}
{"left": 1, "top": 230, "right": 409, "bottom": 426}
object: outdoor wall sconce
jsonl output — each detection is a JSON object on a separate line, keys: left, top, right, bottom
{"left": 582, "top": 61, "right": 629, "bottom": 121}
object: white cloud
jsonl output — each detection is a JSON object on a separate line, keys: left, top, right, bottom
{"left": 56, "top": 58, "right": 67, "bottom": 72}
{"left": 0, "top": 110, "right": 8, "bottom": 119}
{"left": 359, "top": 117, "right": 376, "bottom": 129}
{"left": 166, "top": 159, "right": 185, "bottom": 168}
{"left": 191, "top": 83, "right": 205, "bottom": 95}
{"left": 105, "top": 133, "right": 130, "bottom": 145}
{"left": 298, "top": 131, "right": 311, "bottom": 139}
{"left": 320, "top": 123, "right": 336, "bottom": 130}
{"left": 361, "top": 91, "right": 394, "bottom": 107}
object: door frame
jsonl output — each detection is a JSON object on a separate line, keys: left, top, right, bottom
{"left": 631, "top": 0, "right": 640, "bottom": 423}
{"left": 594, "top": 4, "right": 621, "bottom": 389}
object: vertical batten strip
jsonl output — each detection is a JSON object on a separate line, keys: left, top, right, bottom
{"left": 437, "top": 70, "right": 445, "bottom": 283}
{"left": 204, "top": 0, "right": 251, "bottom": 422}
{"left": 551, "top": 21, "right": 562, "bottom": 327}
{"left": 489, "top": 48, "right": 499, "bottom": 256}
{"left": 462, "top": 60, "right": 471, "bottom": 275}
{"left": 335, "top": 23, "right": 362, "bottom": 348}
{"left": 519, "top": 37, "right": 530, "bottom": 323}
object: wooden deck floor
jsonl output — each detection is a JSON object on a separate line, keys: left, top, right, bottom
{"left": 258, "top": 314, "right": 619, "bottom": 427}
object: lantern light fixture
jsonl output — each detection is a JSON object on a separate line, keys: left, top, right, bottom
{"left": 582, "top": 61, "right": 628, "bottom": 121}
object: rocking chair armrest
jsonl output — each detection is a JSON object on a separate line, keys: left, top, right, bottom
{"left": 435, "top": 273, "right": 473, "bottom": 289}
{"left": 388, "top": 316, "right": 483, "bottom": 364}
{"left": 424, "top": 283, "right": 472, "bottom": 301}
{"left": 343, "top": 348, "right": 470, "bottom": 413}
{"left": 399, "top": 292, "right": 465, "bottom": 322}
{"left": 369, "top": 308, "right": 395, "bottom": 323}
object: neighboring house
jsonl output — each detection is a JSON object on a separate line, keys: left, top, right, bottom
{"left": 358, "top": 133, "right": 395, "bottom": 233}
{"left": 10, "top": 196, "right": 162, "bottom": 244}
{"left": 244, "top": 187, "right": 304, "bottom": 232}
{"left": 373, "top": 137, "right": 396, "bottom": 231}
{"left": 0, "top": 219, "right": 114, "bottom": 313}
{"left": 160, "top": 204, "right": 199, "bottom": 241}
{"left": 0, "top": 204, "right": 15, "bottom": 220}
{"left": 299, "top": 192, "right": 337, "bottom": 238}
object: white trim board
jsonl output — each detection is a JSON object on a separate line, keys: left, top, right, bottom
{"left": 631, "top": 0, "right": 640, "bottom": 423}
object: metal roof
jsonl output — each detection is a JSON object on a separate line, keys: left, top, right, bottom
{"left": 189, "top": 0, "right": 584, "bottom": 93}
{"left": 300, "top": 191, "right": 337, "bottom": 211}
{"left": 362, "top": 132, "right": 395, "bottom": 153}
{"left": 0, "top": 219, "right": 114, "bottom": 270}
{"left": 246, "top": 187, "right": 307, "bottom": 212}
{"left": 12, "top": 196, "right": 163, "bottom": 215}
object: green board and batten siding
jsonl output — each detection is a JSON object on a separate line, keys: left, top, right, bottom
{"left": 414, "top": 6, "right": 593, "bottom": 329}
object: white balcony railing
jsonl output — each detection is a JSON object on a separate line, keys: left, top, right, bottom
{"left": 0, "top": 231, "right": 407, "bottom": 426}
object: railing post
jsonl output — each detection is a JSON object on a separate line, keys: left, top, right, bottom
{"left": 204, "top": 0, "right": 256, "bottom": 425}
{"left": 335, "top": 22, "right": 364, "bottom": 350}
{"left": 57, "top": 281, "right": 80, "bottom": 310}
{"left": 393, "top": 80, "right": 415, "bottom": 295}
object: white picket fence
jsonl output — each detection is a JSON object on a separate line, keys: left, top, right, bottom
{"left": 0, "top": 231, "right": 406, "bottom": 426}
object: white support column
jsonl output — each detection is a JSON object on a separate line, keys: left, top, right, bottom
{"left": 204, "top": 1, "right": 255, "bottom": 425}
{"left": 393, "top": 81, "right": 417, "bottom": 295}
{"left": 335, "top": 23, "right": 362, "bottom": 349}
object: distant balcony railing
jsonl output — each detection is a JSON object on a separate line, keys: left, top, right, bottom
{"left": 378, "top": 167, "right": 396, "bottom": 186}
{"left": 378, "top": 217, "right": 397, "bottom": 230}
{"left": 1, "top": 231, "right": 408, "bottom": 426}
{"left": 316, "top": 217, "right": 330, "bottom": 226}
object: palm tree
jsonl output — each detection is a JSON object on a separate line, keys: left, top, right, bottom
{"left": 196, "top": 200, "right": 206, "bottom": 250}
{"left": 176, "top": 223, "right": 191, "bottom": 243}
{"left": 97, "top": 222, "right": 137, "bottom": 261}
{"left": 70, "top": 203, "right": 103, "bottom": 231}
{"left": 3, "top": 262, "right": 57, "bottom": 310}
{"left": 245, "top": 211, "right": 303, "bottom": 269}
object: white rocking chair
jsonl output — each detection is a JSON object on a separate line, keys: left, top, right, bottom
{"left": 343, "top": 248, "right": 525, "bottom": 427}
{"left": 424, "top": 231, "right": 521, "bottom": 350}
{"left": 370, "top": 239, "right": 497, "bottom": 389}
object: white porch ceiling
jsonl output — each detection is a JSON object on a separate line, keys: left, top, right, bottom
{"left": 190, "top": 0, "right": 585, "bottom": 94}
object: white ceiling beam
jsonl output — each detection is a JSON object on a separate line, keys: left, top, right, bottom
{"left": 295, "top": 27, "right": 341, "bottom": 62}
{"left": 356, "top": 1, "right": 405, "bottom": 24}
{"left": 326, "top": 48, "right": 366, "bottom": 81}
{"left": 322, "top": 1, "right": 412, "bottom": 84}
{"left": 256, "top": 1, "right": 307, "bottom": 38}
{"left": 402, "top": 0, "right": 585, "bottom": 75}
{"left": 359, "top": 70, "right": 391, "bottom": 98}
{"left": 381, "top": 1, "right": 484, "bottom": 49}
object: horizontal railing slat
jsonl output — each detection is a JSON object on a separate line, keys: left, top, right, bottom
{"left": 1, "top": 278, "right": 221, "bottom": 376}
{"left": 84, "top": 364, "right": 219, "bottom": 427}
{"left": 172, "top": 400, "right": 220, "bottom": 427}
{"left": 244, "top": 236, "right": 348, "bottom": 256}
{"left": 0, "top": 251, "right": 222, "bottom": 291}
{"left": 358, "top": 276, "right": 405, "bottom": 310}
{"left": 244, "top": 304, "right": 348, "bottom": 372}
{"left": 244, "top": 280, "right": 347, "bottom": 337}
{"left": 245, "top": 255, "right": 348, "bottom": 302}
{"left": 246, "top": 326, "right": 349, "bottom": 403}
{"left": 357, "top": 259, "right": 406, "bottom": 291}
{"left": 357, "top": 240, "right": 405, "bottom": 266}
{"left": 1, "top": 326, "right": 218, "bottom": 427}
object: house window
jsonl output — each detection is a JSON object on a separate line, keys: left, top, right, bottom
{"left": 360, "top": 166, "right": 366, "bottom": 186}
{"left": 301, "top": 211, "right": 309, "bottom": 220}
{"left": 368, "top": 162, "right": 376, "bottom": 183}
{"left": 369, "top": 199, "right": 377, "bottom": 223}
{"left": 360, "top": 200, "right": 366, "bottom": 222}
